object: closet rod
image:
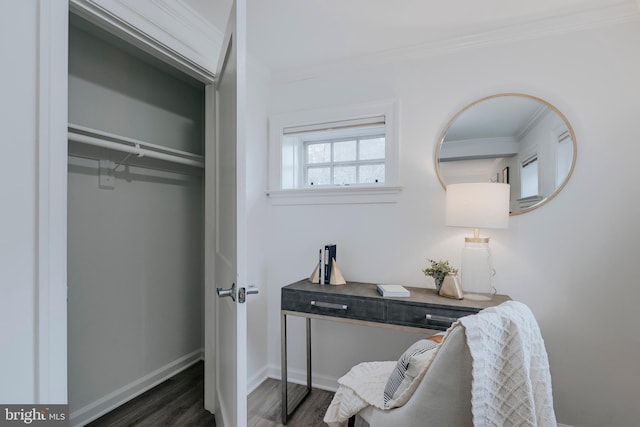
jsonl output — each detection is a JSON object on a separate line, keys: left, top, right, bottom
{"left": 68, "top": 128, "right": 204, "bottom": 168}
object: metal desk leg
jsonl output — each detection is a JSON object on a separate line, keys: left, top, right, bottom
{"left": 281, "top": 312, "right": 287, "bottom": 424}
{"left": 281, "top": 313, "right": 312, "bottom": 424}
{"left": 306, "top": 317, "right": 312, "bottom": 391}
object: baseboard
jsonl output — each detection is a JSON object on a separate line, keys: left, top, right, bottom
{"left": 267, "top": 364, "right": 339, "bottom": 393}
{"left": 558, "top": 424, "right": 574, "bottom": 427}
{"left": 248, "top": 365, "right": 270, "bottom": 394}
{"left": 69, "top": 349, "right": 204, "bottom": 427}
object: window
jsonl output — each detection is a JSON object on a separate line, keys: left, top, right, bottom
{"left": 556, "top": 130, "right": 573, "bottom": 187}
{"left": 306, "top": 136, "right": 386, "bottom": 186}
{"left": 269, "top": 101, "right": 400, "bottom": 204}
{"left": 520, "top": 154, "right": 539, "bottom": 198}
{"left": 284, "top": 119, "right": 385, "bottom": 188}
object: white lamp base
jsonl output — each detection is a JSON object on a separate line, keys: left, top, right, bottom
{"left": 461, "top": 239, "right": 495, "bottom": 300}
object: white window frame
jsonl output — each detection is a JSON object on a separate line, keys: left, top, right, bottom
{"left": 520, "top": 152, "right": 540, "bottom": 198}
{"left": 554, "top": 126, "right": 573, "bottom": 188}
{"left": 268, "top": 100, "right": 401, "bottom": 205}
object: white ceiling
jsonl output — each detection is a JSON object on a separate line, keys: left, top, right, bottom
{"left": 444, "top": 96, "right": 543, "bottom": 141}
{"left": 187, "top": 0, "right": 638, "bottom": 75}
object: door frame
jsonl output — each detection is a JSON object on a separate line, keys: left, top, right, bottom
{"left": 36, "top": 0, "right": 69, "bottom": 403}
{"left": 40, "top": 0, "right": 220, "bottom": 406}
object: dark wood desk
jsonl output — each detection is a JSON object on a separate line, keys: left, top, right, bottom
{"left": 280, "top": 279, "right": 509, "bottom": 424}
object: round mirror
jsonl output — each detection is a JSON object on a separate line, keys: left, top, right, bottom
{"left": 435, "top": 93, "right": 576, "bottom": 215}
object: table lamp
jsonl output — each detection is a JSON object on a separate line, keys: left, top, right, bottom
{"left": 445, "top": 183, "right": 510, "bottom": 300}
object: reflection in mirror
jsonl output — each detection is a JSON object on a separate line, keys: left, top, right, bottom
{"left": 436, "top": 94, "right": 576, "bottom": 215}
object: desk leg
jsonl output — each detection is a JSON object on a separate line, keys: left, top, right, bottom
{"left": 280, "top": 313, "right": 312, "bottom": 424}
{"left": 281, "top": 312, "right": 287, "bottom": 424}
{"left": 306, "top": 317, "right": 312, "bottom": 391}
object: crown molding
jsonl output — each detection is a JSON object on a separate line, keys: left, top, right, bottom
{"left": 271, "top": 1, "right": 640, "bottom": 85}
{"left": 134, "top": 0, "right": 223, "bottom": 67}
{"left": 516, "top": 104, "right": 549, "bottom": 141}
{"left": 440, "top": 137, "right": 519, "bottom": 161}
{"left": 70, "top": 0, "right": 220, "bottom": 82}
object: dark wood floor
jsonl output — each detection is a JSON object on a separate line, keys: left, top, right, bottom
{"left": 88, "top": 362, "right": 216, "bottom": 427}
{"left": 248, "top": 378, "right": 333, "bottom": 427}
{"left": 88, "top": 362, "right": 335, "bottom": 427}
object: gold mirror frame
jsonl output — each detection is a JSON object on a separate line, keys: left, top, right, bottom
{"left": 435, "top": 93, "right": 577, "bottom": 215}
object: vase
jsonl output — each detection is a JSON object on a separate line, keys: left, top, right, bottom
{"left": 439, "top": 273, "right": 464, "bottom": 300}
{"left": 434, "top": 278, "right": 443, "bottom": 292}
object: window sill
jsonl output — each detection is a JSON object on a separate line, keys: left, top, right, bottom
{"left": 266, "top": 185, "right": 403, "bottom": 206}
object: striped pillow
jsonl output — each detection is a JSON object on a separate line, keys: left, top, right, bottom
{"left": 383, "top": 335, "right": 443, "bottom": 408}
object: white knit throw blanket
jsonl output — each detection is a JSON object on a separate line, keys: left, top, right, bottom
{"left": 457, "top": 301, "right": 557, "bottom": 427}
{"left": 323, "top": 361, "right": 396, "bottom": 427}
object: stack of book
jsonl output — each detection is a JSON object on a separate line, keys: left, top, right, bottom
{"left": 311, "top": 243, "right": 337, "bottom": 285}
{"left": 376, "top": 284, "right": 410, "bottom": 297}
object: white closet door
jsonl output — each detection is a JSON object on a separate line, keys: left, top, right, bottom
{"left": 210, "top": 1, "right": 248, "bottom": 426}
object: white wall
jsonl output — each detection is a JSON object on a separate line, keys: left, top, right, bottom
{"left": 0, "top": 0, "right": 39, "bottom": 403}
{"left": 262, "top": 22, "right": 640, "bottom": 426}
{"left": 0, "top": 0, "right": 68, "bottom": 404}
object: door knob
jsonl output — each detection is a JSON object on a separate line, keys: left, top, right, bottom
{"left": 217, "top": 283, "right": 236, "bottom": 302}
{"left": 238, "top": 286, "right": 259, "bottom": 303}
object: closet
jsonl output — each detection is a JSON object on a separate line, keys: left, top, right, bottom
{"left": 67, "top": 14, "right": 206, "bottom": 424}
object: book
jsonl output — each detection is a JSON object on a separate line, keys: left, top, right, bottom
{"left": 376, "top": 284, "right": 410, "bottom": 297}
{"left": 323, "top": 243, "right": 336, "bottom": 285}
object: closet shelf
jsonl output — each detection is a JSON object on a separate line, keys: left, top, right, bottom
{"left": 68, "top": 124, "right": 204, "bottom": 168}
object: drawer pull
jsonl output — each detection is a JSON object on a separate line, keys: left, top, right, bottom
{"left": 425, "top": 314, "right": 457, "bottom": 323}
{"left": 311, "top": 301, "right": 348, "bottom": 310}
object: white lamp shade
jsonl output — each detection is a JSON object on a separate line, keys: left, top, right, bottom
{"left": 446, "top": 183, "right": 510, "bottom": 229}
